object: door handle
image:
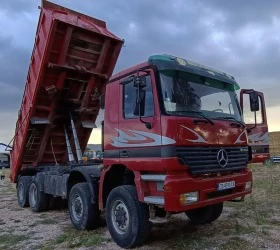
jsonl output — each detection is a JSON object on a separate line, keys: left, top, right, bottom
{"left": 120, "top": 150, "right": 129, "bottom": 158}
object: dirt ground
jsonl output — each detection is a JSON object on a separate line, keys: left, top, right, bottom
{"left": 0, "top": 164, "right": 280, "bottom": 250}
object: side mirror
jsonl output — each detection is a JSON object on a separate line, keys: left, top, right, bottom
{"left": 249, "top": 91, "right": 260, "bottom": 111}
{"left": 134, "top": 76, "right": 147, "bottom": 88}
{"left": 133, "top": 89, "right": 146, "bottom": 116}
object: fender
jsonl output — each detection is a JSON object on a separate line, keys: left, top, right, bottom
{"left": 99, "top": 166, "right": 110, "bottom": 209}
{"left": 98, "top": 165, "right": 144, "bottom": 209}
{"left": 33, "top": 172, "right": 46, "bottom": 192}
{"left": 69, "top": 165, "right": 102, "bottom": 204}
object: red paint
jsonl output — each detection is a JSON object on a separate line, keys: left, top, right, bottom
{"left": 164, "top": 169, "right": 252, "bottom": 211}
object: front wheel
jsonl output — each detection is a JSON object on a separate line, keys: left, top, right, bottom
{"left": 106, "top": 185, "right": 150, "bottom": 249}
{"left": 68, "top": 183, "right": 100, "bottom": 230}
{"left": 185, "top": 202, "right": 223, "bottom": 225}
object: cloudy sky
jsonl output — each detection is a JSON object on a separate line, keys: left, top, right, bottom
{"left": 1, "top": 0, "right": 280, "bottom": 144}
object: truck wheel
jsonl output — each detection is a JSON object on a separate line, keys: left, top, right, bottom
{"left": 185, "top": 202, "right": 223, "bottom": 225}
{"left": 29, "top": 179, "right": 49, "bottom": 212}
{"left": 17, "top": 176, "right": 32, "bottom": 207}
{"left": 68, "top": 183, "right": 100, "bottom": 230}
{"left": 106, "top": 185, "right": 150, "bottom": 248}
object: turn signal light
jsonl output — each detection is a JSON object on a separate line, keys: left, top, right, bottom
{"left": 245, "top": 181, "right": 252, "bottom": 190}
{"left": 180, "top": 191, "right": 199, "bottom": 205}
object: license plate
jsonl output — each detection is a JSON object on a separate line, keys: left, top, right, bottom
{"left": 217, "top": 181, "right": 235, "bottom": 191}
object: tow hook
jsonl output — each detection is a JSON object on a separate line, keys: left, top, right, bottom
{"left": 148, "top": 204, "right": 171, "bottom": 224}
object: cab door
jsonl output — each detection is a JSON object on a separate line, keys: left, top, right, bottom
{"left": 117, "top": 69, "right": 163, "bottom": 170}
{"left": 240, "top": 89, "right": 269, "bottom": 163}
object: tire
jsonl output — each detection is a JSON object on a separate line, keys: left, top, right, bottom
{"left": 29, "top": 179, "right": 49, "bottom": 212}
{"left": 68, "top": 183, "right": 100, "bottom": 230}
{"left": 106, "top": 185, "right": 150, "bottom": 248}
{"left": 185, "top": 203, "right": 223, "bottom": 225}
{"left": 17, "top": 176, "right": 32, "bottom": 207}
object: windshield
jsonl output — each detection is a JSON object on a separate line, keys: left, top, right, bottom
{"left": 160, "top": 70, "right": 242, "bottom": 122}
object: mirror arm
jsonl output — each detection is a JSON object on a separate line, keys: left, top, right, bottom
{"left": 137, "top": 94, "right": 152, "bottom": 129}
{"left": 247, "top": 111, "right": 257, "bottom": 132}
{"left": 136, "top": 69, "right": 150, "bottom": 77}
{"left": 136, "top": 78, "right": 152, "bottom": 130}
{"left": 252, "top": 110, "right": 257, "bottom": 129}
{"left": 139, "top": 114, "right": 152, "bottom": 129}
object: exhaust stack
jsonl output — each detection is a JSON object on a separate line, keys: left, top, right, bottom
{"left": 64, "top": 126, "right": 75, "bottom": 163}
{"left": 70, "top": 113, "right": 83, "bottom": 162}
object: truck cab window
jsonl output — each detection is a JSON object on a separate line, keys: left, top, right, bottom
{"left": 123, "top": 75, "right": 154, "bottom": 119}
{"left": 160, "top": 70, "right": 242, "bottom": 121}
{"left": 200, "top": 92, "right": 234, "bottom": 114}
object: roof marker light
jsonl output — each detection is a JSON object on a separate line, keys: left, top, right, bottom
{"left": 176, "top": 57, "right": 187, "bottom": 66}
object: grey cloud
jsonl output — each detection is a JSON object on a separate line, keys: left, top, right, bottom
{"left": 206, "top": 0, "right": 280, "bottom": 28}
{"left": 0, "top": 0, "right": 279, "bottom": 142}
{"left": 0, "top": 0, "right": 34, "bottom": 14}
{"left": 0, "top": 35, "right": 29, "bottom": 111}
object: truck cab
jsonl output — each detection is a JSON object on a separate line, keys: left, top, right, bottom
{"left": 101, "top": 54, "right": 255, "bottom": 214}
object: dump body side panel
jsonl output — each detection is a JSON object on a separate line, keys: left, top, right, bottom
{"left": 10, "top": 1, "right": 123, "bottom": 182}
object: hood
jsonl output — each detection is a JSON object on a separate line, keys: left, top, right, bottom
{"left": 177, "top": 119, "right": 247, "bottom": 146}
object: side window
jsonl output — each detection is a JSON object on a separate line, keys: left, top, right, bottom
{"left": 123, "top": 75, "right": 154, "bottom": 119}
{"left": 243, "top": 94, "right": 263, "bottom": 124}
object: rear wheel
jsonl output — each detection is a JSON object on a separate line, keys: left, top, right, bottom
{"left": 185, "top": 203, "right": 223, "bottom": 225}
{"left": 29, "top": 179, "right": 49, "bottom": 212}
{"left": 106, "top": 185, "right": 150, "bottom": 248}
{"left": 17, "top": 176, "right": 32, "bottom": 207}
{"left": 68, "top": 183, "right": 100, "bottom": 230}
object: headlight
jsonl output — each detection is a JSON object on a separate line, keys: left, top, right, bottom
{"left": 180, "top": 191, "right": 199, "bottom": 205}
{"left": 245, "top": 181, "right": 252, "bottom": 190}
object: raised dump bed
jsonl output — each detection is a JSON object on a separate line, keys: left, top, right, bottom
{"left": 10, "top": 0, "right": 123, "bottom": 182}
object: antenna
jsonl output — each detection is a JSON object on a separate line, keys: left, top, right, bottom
{"left": 64, "top": 126, "right": 75, "bottom": 163}
{"left": 69, "top": 112, "right": 83, "bottom": 162}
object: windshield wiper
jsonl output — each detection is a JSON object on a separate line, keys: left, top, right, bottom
{"left": 216, "top": 116, "right": 245, "bottom": 128}
{"left": 179, "top": 111, "right": 215, "bottom": 125}
{"left": 167, "top": 110, "right": 214, "bottom": 125}
{"left": 193, "top": 111, "right": 215, "bottom": 125}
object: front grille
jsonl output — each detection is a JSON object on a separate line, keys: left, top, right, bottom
{"left": 176, "top": 147, "right": 248, "bottom": 174}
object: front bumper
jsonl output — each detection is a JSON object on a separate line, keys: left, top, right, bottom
{"left": 252, "top": 153, "right": 270, "bottom": 163}
{"left": 164, "top": 169, "right": 252, "bottom": 212}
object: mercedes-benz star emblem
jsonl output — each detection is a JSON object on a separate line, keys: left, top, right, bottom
{"left": 217, "top": 149, "right": 228, "bottom": 168}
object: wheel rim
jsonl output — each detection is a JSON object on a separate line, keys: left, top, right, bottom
{"left": 30, "top": 183, "right": 37, "bottom": 207}
{"left": 18, "top": 182, "right": 24, "bottom": 202}
{"left": 111, "top": 200, "right": 130, "bottom": 235}
{"left": 71, "top": 194, "right": 83, "bottom": 221}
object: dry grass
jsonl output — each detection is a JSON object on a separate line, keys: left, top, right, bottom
{"left": 41, "top": 226, "right": 108, "bottom": 250}
{"left": 0, "top": 165, "right": 280, "bottom": 249}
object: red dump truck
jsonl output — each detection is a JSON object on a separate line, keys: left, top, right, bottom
{"left": 10, "top": 1, "right": 269, "bottom": 248}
